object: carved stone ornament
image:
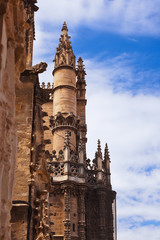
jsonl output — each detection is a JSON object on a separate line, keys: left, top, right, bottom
{"left": 49, "top": 112, "right": 80, "bottom": 133}
{"left": 23, "top": 0, "right": 39, "bottom": 11}
{"left": 25, "top": 62, "right": 48, "bottom": 74}
{"left": 87, "top": 172, "right": 97, "bottom": 184}
{"left": 53, "top": 22, "right": 76, "bottom": 71}
{"left": 86, "top": 158, "right": 97, "bottom": 171}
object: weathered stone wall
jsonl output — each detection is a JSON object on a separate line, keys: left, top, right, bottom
{"left": 13, "top": 80, "right": 34, "bottom": 201}
{"left": 49, "top": 193, "right": 64, "bottom": 237}
{"left": 42, "top": 101, "right": 53, "bottom": 153}
{"left": 10, "top": 80, "right": 35, "bottom": 240}
{"left": 70, "top": 196, "right": 78, "bottom": 238}
{"left": 0, "top": 1, "right": 27, "bottom": 239}
{"left": 11, "top": 204, "right": 29, "bottom": 240}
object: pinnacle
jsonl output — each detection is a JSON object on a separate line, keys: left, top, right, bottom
{"left": 77, "top": 57, "right": 84, "bottom": 68}
{"left": 62, "top": 21, "right": 68, "bottom": 32}
{"left": 104, "top": 143, "right": 110, "bottom": 162}
{"left": 97, "top": 139, "right": 101, "bottom": 149}
{"left": 78, "top": 57, "right": 83, "bottom": 63}
{"left": 97, "top": 139, "right": 102, "bottom": 159}
{"left": 77, "top": 57, "right": 86, "bottom": 75}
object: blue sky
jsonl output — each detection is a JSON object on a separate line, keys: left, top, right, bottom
{"left": 33, "top": 1, "right": 160, "bottom": 239}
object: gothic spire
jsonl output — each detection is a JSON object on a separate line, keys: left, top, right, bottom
{"left": 53, "top": 22, "right": 76, "bottom": 71}
{"left": 76, "top": 57, "right": 86, "bottom": 83}
{"left": 103, "top": 143, "right": 111, "bottom": 175}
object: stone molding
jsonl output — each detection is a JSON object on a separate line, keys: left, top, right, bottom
{"left": 50, "top": 112, "right": 80, "bottom": 134}
{"left": 53, "top": 84, "right": 77, "bottom": 93}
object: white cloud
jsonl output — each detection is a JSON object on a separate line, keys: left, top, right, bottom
{"left": 33, "top": 27, "right": 59, "bottom": 61}
{"left": 119, "top": 225, "right": 160, "bottom": 240}
{"left": 84, "top": 57, "right": 160, "bottom": 240}
{"left": 35, "top": 0, "right": 160, "bottom": 36}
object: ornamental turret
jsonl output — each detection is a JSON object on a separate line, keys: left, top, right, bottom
{"left": 51, "top": 22, "right": 77, "bottom": 154}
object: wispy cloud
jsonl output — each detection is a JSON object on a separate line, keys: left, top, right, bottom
{"left": 119, "top": 224, "right": 160, "bottom": 240}
{"left": 85, "top": 54, "right": 160, "bottom": 95}
{"left": 36, "top": 0, "right": 160, "bottom": 36}
{"left": 84, "top": 56, "right": 160, "bottom": 240}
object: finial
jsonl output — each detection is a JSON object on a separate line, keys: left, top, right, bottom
{"left": 77, "top": 57, "right": 83, "bottom": 64}
{"left": 97, "top": 139, "right": 102, "bottom": 159}
{"left": 41, "top": 82, "right": 45, "bottom": 89}
{"left": 104, "top": 143, "right": 110, "bottom": 162}
{"left": 76, "top": 57, "right": 86, "bottom": 83}
{"left": 77, "top": 57, "right": 85, "bottom": 70}
{"left": 62, "top": 21, "right": 68, "bottom": 32}
{"left": 104, "top": 143, "right": 111, "bottom": 188}
{"left": 104, "top": 143, "right": 111, "bottom": 175}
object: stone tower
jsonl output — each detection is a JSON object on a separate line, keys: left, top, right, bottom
{"left": 11, "top": 22, "right": 117, "bottom": 240}
{"left": 48, "top": 22, "right": 88, "bottom": 239}
{"left": 47, "top": 22, "right": 117, "bottom": 240}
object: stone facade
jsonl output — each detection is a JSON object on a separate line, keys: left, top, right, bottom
{"left": 0, "top": 4, "right": 117, "bottom": 239}
{"left": 0, "top": 0, "right": 38, "bottom": 239}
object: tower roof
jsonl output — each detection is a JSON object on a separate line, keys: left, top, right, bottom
{"left": 53, "top": 22, "right": 75, "bottom": 73}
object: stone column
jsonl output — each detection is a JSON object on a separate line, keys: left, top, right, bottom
{"left": 78, "top": 189, "right": 86, "bottom": 240}
{"left": 28, "top": 172, "right": 36, "bottom": 240}
{"left": 63, "top": 188, "right": 71, "bottom": 240}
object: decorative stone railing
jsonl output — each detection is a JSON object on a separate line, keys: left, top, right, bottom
{"left": 40, "top": 82, "right": 53, "bottom": 89}
{"left": 45, "top": 134, "right": 111, "bottom": 187}
{"left": 47, "top": 160, "right": 84, "bottom": 179}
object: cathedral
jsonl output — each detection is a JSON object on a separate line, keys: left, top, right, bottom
{"left": 0, "top": 1, "right": 116, "bottom": 240}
